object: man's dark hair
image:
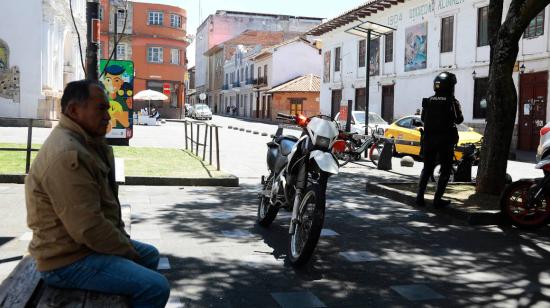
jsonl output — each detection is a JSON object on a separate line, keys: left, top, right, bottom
{"left": 61, "top": 79, "right": 101, "bottom": 114}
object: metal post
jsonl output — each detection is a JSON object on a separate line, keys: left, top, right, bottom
{"left": 190, "top": 122, "right": 194, "bottom": 152}
{"left": 202, "top": 124, "right": 208, "bottom": 160}
{"left": 215, "top": 126, "right": 220, "bottom": 171}
{"left": 209, "top": 125, "right": 213, "bottom": 165}
{"left": 184, "top": 121, "right": 188, "bottom": 150}
{"left": 195, "top": 124, "right": 200, "bottom": 156}
{"left": 113, "top": 8, "right": 118, "bottom": 60}
{"left": 365, "top": 30, "right": 371, "bottom": 157}
{"left": 345, "top": 99, "right": 353, "bottom": 132}
{"left": 86, "top": 0, "right": 100, "bottom": 81}
{"left": 25, "top": 119, "right": 33, "bottom": 174}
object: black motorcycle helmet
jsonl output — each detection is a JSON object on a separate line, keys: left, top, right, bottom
{"left": 433, "top": 71, "right": 457, "bottom": 96}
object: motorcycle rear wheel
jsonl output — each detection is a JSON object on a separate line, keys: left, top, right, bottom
{"left": 288, "top": 175, "right": 326, "bottom": 267}
{"left": 257, "top": 173, "right": 279, "bottom": 227}
{"left": 500, "top": 179, "right": 550, "bottom": 229}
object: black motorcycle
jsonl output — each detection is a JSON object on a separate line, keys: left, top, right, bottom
{"left": 258, "top": 113, "right": 340, "bottom": 266}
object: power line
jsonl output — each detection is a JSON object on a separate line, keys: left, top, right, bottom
{"left": 69, "top": 0, "right": 86, "bottom": 77}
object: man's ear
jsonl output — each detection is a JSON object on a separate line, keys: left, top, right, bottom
{"left": 65, "top": 101, "right": 81, "bottom": 119}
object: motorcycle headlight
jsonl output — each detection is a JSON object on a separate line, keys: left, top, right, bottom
{"left": 315, "top": 136, "right": 332, "bottom": 150}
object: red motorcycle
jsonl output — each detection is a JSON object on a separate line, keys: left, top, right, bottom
{"left": 500, "top": 124, "right": 550, "bottom": 228}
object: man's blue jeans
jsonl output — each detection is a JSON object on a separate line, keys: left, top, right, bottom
{"left": 40, "top": 240, "right": 170, "bottom": 308}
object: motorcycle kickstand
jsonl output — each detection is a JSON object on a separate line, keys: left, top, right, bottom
{"left": 289, "top": 189, "right": 302, "bottom": 235}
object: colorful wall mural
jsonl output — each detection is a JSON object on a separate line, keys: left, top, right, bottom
{"left": 99, "top": 59, "right": 134, "bottom": 139}
{"left": 404, "top": 22, "right": 428, "bottom": 72}
{"left": 369, "top": 37, "right": 380, "bottom": 76}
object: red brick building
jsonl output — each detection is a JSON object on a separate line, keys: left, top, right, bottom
{"left": 99, "top": 0, "right": 188, "bottom": 118}
{"left": 268, "top": 74, "right": 320, "bottom": 120}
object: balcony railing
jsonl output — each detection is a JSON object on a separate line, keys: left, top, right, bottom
{"left": 255, "top": 77, "right": 267, "bottom": 86}
{"left": 232, "top": 81, "right": 240, "bottom": 88}
{"left": 222, "top": 84, "right": 229, "bottom": 90}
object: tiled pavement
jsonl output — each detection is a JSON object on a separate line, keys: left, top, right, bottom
{"left": 1, "top": 116, "right": 550, "bottom": 307}
{"left": 2, "top": 180, "right": 550, "bottom": 307}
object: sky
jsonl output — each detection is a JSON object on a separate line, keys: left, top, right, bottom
{"left": 132, "top": 0, "right": 366, "bottom": 66}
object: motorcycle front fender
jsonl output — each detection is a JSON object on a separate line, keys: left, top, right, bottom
{"left": 310, "top": 150, "right": 339, "bottom": 175}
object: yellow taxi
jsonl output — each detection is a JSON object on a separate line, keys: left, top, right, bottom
{"left": 384, "top": 115, "right": 483, "bottom": 160}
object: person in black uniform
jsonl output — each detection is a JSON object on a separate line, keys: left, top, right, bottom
{"left": 416, "top": 72, "right": 464, "bottom": 208}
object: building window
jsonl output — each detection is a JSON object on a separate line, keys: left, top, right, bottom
{"left": 264, "top": 65, "right": 268, "bottom": 84}
{"left": 170, "top": 14, "right": 182, "bottom": 28}
{"left": 441, "top": 16, "right": 454, "bottom": 53}
{"left": 250, "top": 64, "right": 254, "bottom": 81}
{"left": 171, "top": 48, "right": 180, "bottom": 64}
{"left": 477, "top": 6, "right": 489, "bottom": 47}
{"left": 116, "top": 10, "right": 126, "bottom": 29}
{"left": 473, "top": 77, "right": 489, "bottom": 119}
{"left": 525, "top": 10, "right": 545, "bottom": 39}
{"left": 358, "top": 40, "right": 366, "bottom": 68}
{"left": 334, "top": 47, "right": 341, "bottom": 72}
{"left": 290, "top": 98, "right": 304, "bottom": 116}
{"left": 147, "top": 47, "right": 163, "bottom": 63}
{"left": 385, "top": 33, "right": 393, "bottom": 63}
{"left": 99, "top": 6, "right": 104, "bottom": 20}
{"left": 116, "top": 43, "right": 126, "bottom": 59}
{"left": 148, "top": 11, "right": 163, "bottom": 25}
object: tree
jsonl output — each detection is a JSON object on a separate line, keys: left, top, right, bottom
{"left": 476, "top": 0, "right": 549, "bottom": 195}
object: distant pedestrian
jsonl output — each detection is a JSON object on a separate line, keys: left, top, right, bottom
{"left": 416, "top": 72, "right": 463, "bottom": 208}
{"left": 415, "top": 108, "right": 421, "bottom": 115}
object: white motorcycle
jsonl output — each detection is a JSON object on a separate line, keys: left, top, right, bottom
{"left": 258, "top": 113, "right": 340, "bottom": 266}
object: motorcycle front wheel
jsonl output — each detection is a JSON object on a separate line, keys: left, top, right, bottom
{"left": 288, "top": 175, "right": 327, "bottom": 267}
{"left": 257, "top": 173, "right": 279, "bottom": 227}
{"left": 500, "top": 179, "right": 550, "bottom": 229}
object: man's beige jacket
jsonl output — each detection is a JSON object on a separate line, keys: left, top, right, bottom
{"left": 25, "top": 115, "right": 139, "bottom": 271}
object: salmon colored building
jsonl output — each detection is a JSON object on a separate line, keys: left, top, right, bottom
{"left": 100, "top": 0, "right": 188, "bottom": 118}
{"left": 268, "top": 74, "right": 320, "bottom": 121}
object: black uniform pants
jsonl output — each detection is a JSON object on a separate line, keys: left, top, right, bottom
{"left": 423, "top": 140, "right": 454, "bottom": 176}
{"left": 418, "top": 137, "right": 455, "bottom": 200}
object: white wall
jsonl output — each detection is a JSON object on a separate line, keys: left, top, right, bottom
{"left": 319, "top": 0, "right": 550, "bottom": 124}
{"left": 0, "top": 0, "right": 42, "bottom": 118}
{"left": 0, "top": 0, "right": 86, "bottom": 119}
{"left": 272, "top": 41, "right": 322, "bottom": 87}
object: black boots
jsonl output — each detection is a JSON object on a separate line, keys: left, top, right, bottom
{"left": 433, "top": 173, "right": 451, "bottom": 208}
{"left": 416, "top": 170, "right": 430, "bottom": 207}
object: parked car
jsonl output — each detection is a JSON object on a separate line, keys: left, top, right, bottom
{"left": 184, "top": 104, "right": 192, "bottom": 117}
{"left": 334, "top": 111, "right": 389, "bottom": 135}
{"left": 191, "top": 104, "right": 212, "bottom": 120}
{"left": 384, "top": 115, "right": 483, "bottom": 159}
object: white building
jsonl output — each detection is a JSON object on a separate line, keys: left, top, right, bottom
{"left": 309, "top": 0, "right": 550, "bottom": 152}
{"left": 244, "top": 37, "right": 322, "bottom": 120}
{"left": 0, "top": 0, "right": 86, "bottom": 124}
{"left": 195, "top": 10, "right": 322, "bottom": 101}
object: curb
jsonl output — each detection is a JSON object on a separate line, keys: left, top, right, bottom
{"left": 0, "top": 174, "right": 240, "bottom": 187}
{"left": 366, "top": 182, "right": 501, "bottom": 225}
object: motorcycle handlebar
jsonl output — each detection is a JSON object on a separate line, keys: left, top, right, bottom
{"left": 277, "top": 112, "right": 294, "bottom": 119}
{"left": 276, "top": 113, "right": 295, "bottom": 120}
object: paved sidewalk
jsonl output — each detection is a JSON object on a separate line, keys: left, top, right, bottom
{"left": 2, "top": 181, "right": 550, "bottom": 307}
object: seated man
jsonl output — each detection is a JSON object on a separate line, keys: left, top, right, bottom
{"left": 25, "top": 80, "right": 170, "bottom": 307}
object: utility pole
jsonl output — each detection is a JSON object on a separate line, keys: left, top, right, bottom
{"left": 86, "top": 0, "right": 100, "bottom": 81}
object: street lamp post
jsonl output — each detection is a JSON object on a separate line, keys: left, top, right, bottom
{"left": 345, "top": 21, "right": 395, "bottom": 138}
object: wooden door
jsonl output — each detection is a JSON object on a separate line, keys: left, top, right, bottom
{"left": 382, "top": 85, "right": 394, "bottom": 123}
{"left": 331, "top": 90, "right": 342, "bottom": 118}
{"left": 519, "top": 72, "right": 548, "bottom": 151}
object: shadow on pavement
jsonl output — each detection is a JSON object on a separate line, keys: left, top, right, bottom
{"left": 132, "top": 172, "right": 550, "bottom": 306}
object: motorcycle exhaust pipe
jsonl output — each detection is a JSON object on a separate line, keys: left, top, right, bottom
{"left": 289, "top": 189, "right": 302, "bottom": 235}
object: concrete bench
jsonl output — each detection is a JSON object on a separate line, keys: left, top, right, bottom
{"left": 0, "top": 256, "right": 129, "bottom": 307}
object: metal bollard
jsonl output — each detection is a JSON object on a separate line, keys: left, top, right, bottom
{"left": 377, "top": 139, "right": 393, "bottom": 171}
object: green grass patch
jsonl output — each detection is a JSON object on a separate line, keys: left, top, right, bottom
{"left": 0, "top": 143, "right": 221, "bottom": 178}
{"left": 0, "top": 143, "right": 41, "bottom": 174}
{"left": 113, "top": 146, "right": 217, "bottom": 178}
